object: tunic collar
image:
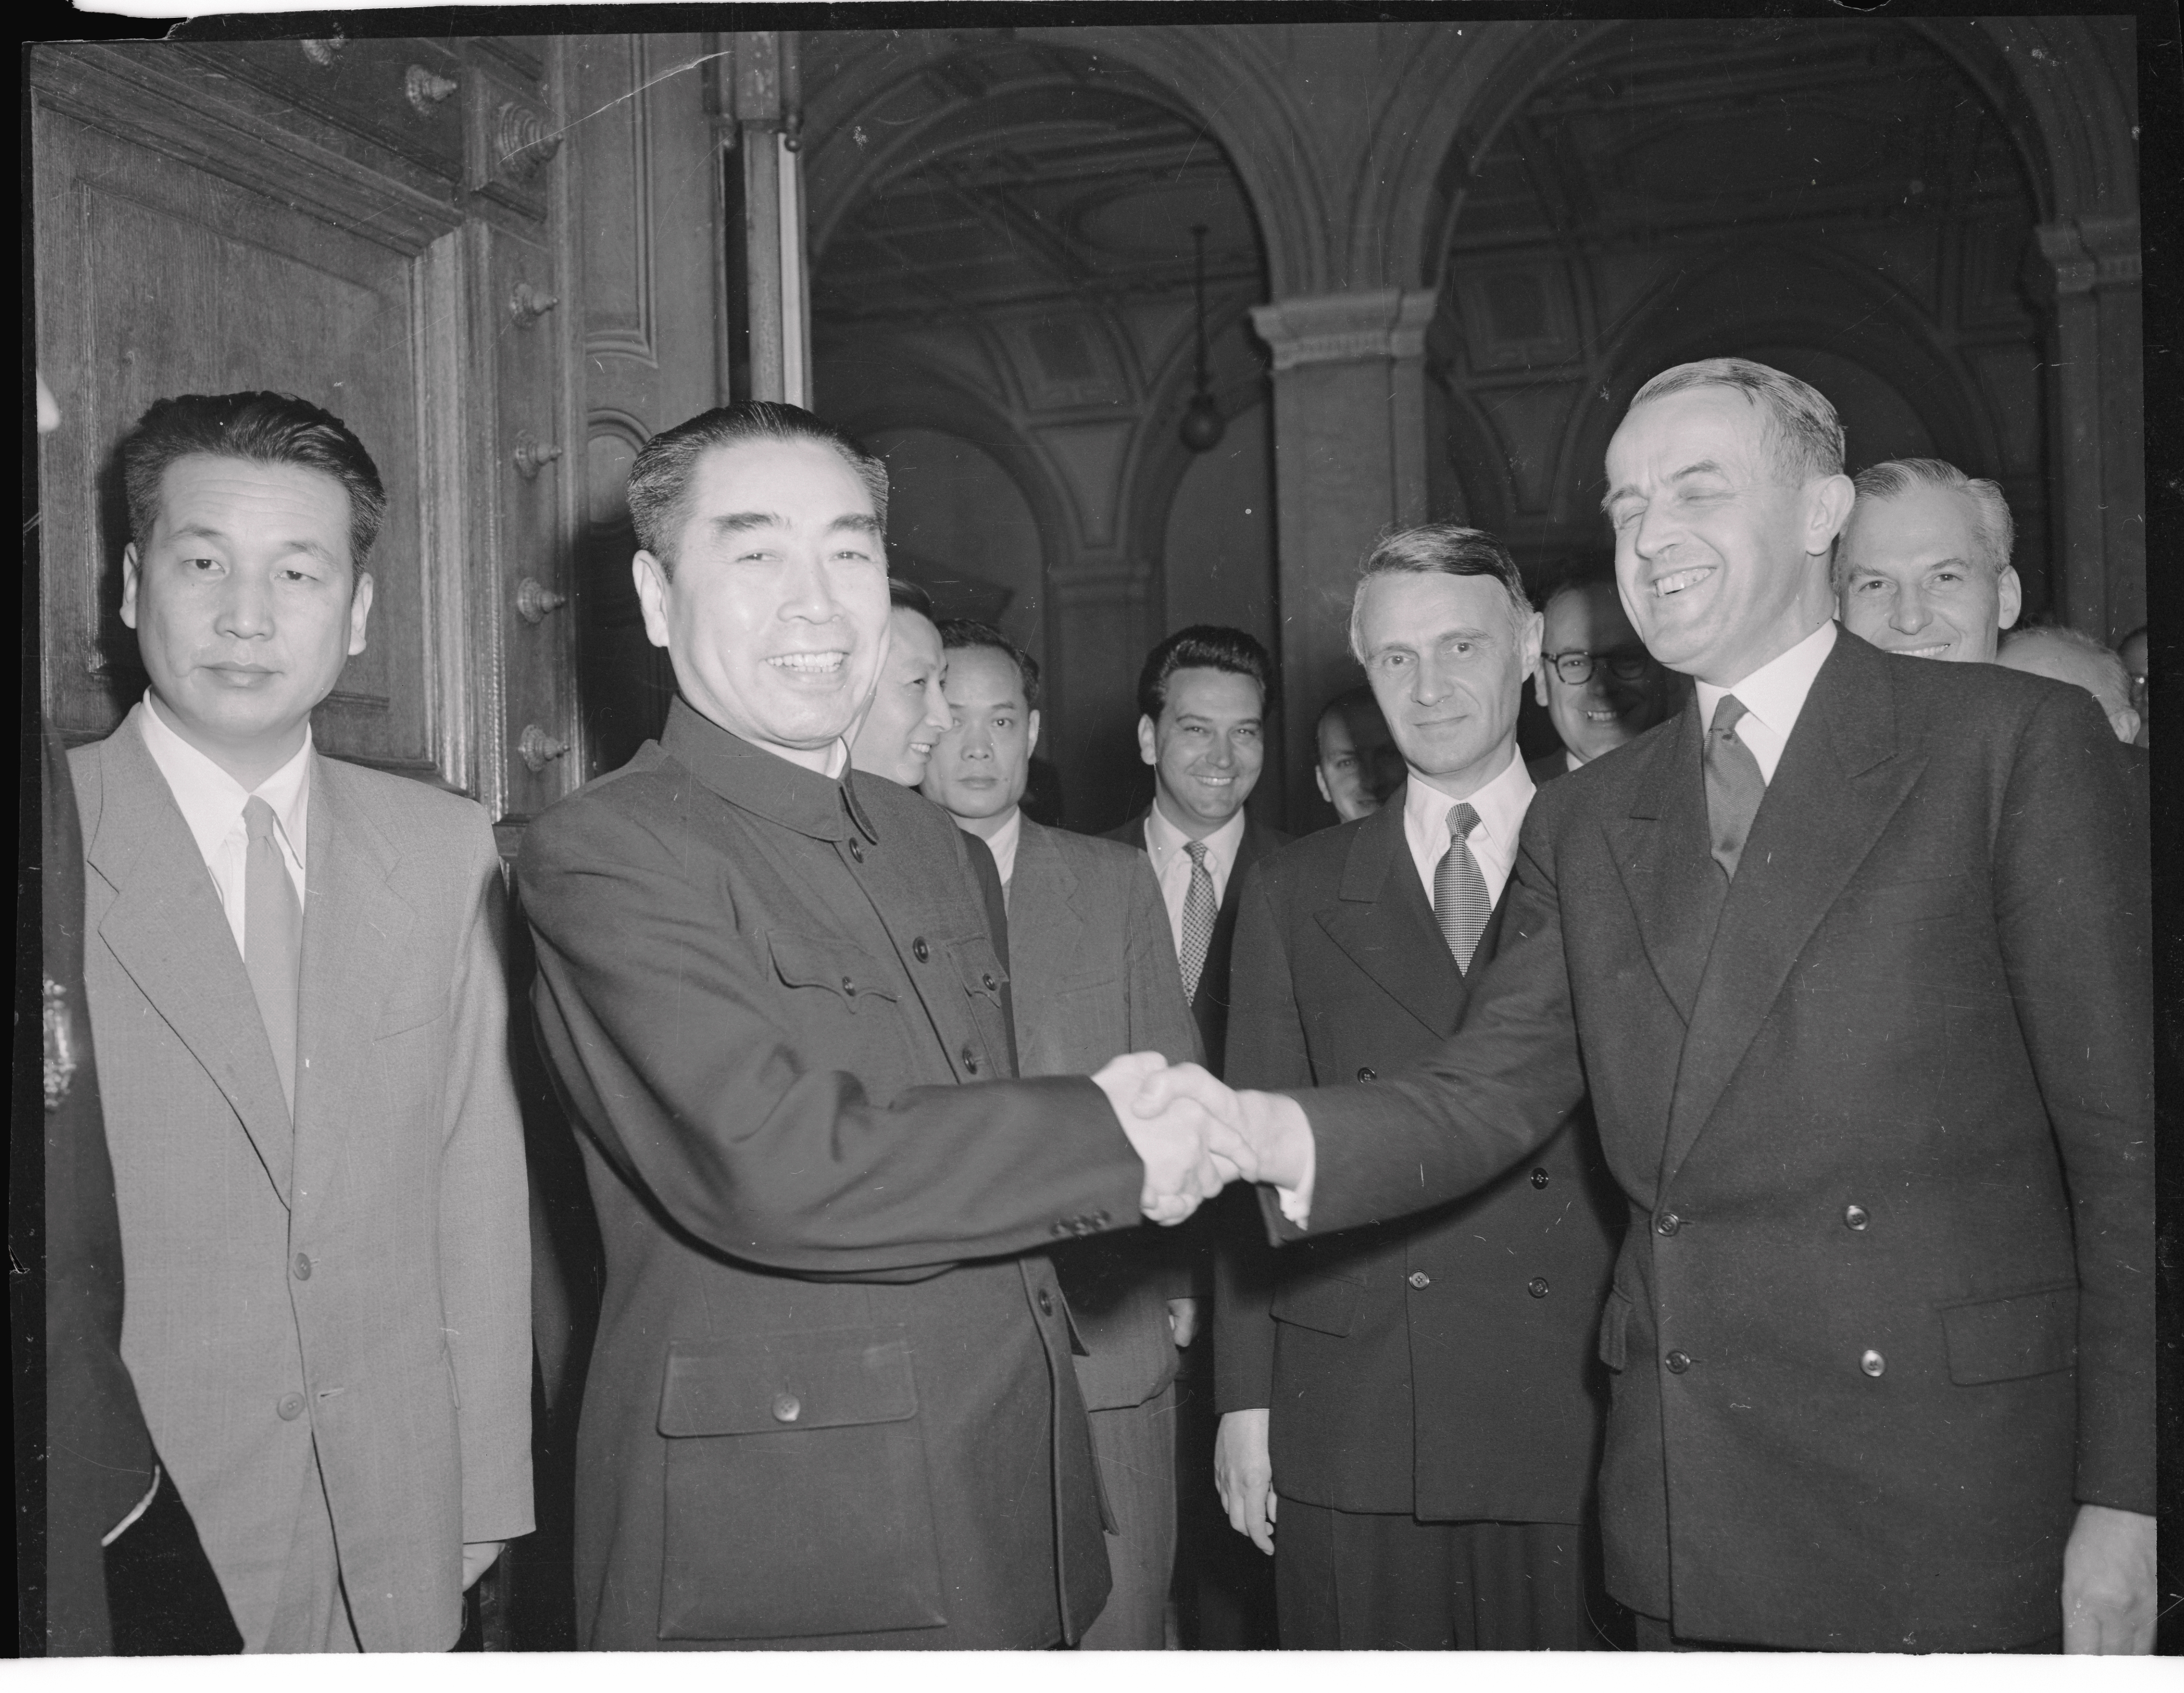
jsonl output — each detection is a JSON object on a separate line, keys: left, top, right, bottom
{"left": 660, "top": 696, "right": 880, "bottom": 843}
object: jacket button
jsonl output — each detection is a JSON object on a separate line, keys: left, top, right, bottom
{"left": 1052, "top": 1220, "right": 1071, "bottom": 1236}
{"left": 982, "top": 972, "right": 999, "bottom": 991}
{"left": 772, "top": 1393, "right": 801, "bottom": 1423}
{"left": 1844, "top": 1204, "right": 1870, "bottom": 1231}
{"left": 1530, "top": 1168, "right": 1550, "bottom": 1189}
{"left": 912, "top": 937, "right": 930, "bottom": 963}
{"left": 1860, "top": 1350, "right": 1885, "bottom": 1378}
{"left": 1656, "top": 1213, "right": 1681, "bottom": 1236}
{"left": 1528, "top": 1277, "right": 1551, "bottom": 1299}
{"left": 1356, "top": 1066, "right": 1377, "bottom": 1082}
{"left": 276, "top": 1392, "right": 305, "bottom": 1420}
{"left": 1091, "top": 1210, "right": 1109, "bottom": 1226}
{"left": 1664, "top": 1350, "right": 1691, "bottom": 1374}
{"left": 1037, "top": 1290, "right": 1054, "bottom": 1316}
{"left": 961, "top": 1045, "right": 979, "bottom": 1074}
{"left": 847, "top": 839, "right": 865, "bottom": 863}
{"left": 1406, "top": 1271, "right": 1431, "bottom": 1290}
{"left": 840, "top": 976, "right": 857, "bottom": 996}
{"left": 292, "top": 1253, "right": 312, "bottom": 1280}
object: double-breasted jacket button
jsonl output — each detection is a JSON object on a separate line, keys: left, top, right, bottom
{"left": 981, "top": 970, "right": 999, "bottom": 991}
{"left": 1655, "top": 1212, "right": 1683, "bottom": 1236}
{"left": 1664, "top": 1350, "right": 1692, "bottom": 1374}
{"left": 276, "top": 1392, "right": 306, "bottom": 1420}
{"left": 1860, "top": 1350, "right": 1886, "bottom": 1378}
{"left": 1037, "top": 1289, "right": 1055, "bottom": 1316}
{"left": 772, "top": 1393, "right": 801, "bottom": 1423}
{"left": 1530, "top": 1168, "right": 1550, "bottom": 1189}
{"left": 847, "top": 839, "right": 865, "bottom": 864}
{"left": 1528, "top": 1277, "right": 1551, "bottom": 1299}
{"left": 840, "top": 977, "right": 857, "bottom": 997}
{"left": 1356, "top": 1066, "right": 1377, "bottom": 1083}
{"left": 292, "top": 1252, "right": 313, "bottom": 1280}
{"left": 1843, "top": 1204, "right": 1870, "bottom": 1231}
{"left": 1406, "top": 1270, "right": 1431, "bottom": 1290}
{"left": 961, "top": 1044, "right": 980, "bottom": 1075}
{"left": 912, "top": 937, "right": 930, "bottom": 963}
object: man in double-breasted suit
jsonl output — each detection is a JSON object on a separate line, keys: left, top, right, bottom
{"left": 518, "top": 404, "right": 1226, "bottom": 1651}
{"left": 1214, "top": 527, "right": 1623, "bottom": 1649}
{"left": 923, "top": 621, "right": 1204, "bottom": 1648}
{"left": 1154, "top": 360, "right": 2155, "bottom": 1652}
{"left": 72, "top": 393, "right": 533, "bottom": 1652}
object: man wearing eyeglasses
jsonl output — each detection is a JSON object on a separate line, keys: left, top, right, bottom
{"left": 1528, "top": 571, "right": 1672, "bottom": 784}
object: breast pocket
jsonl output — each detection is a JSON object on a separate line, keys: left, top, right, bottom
{"left": 768, "top": 931, "right": 901, "bottom": 1016}
{"left": 655, "top": 1330, "right": 946, "bottom": 1642}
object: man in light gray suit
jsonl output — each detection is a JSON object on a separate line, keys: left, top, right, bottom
{"left": 70, "top": 393, "right": 533, "bottom": 1652}
{"left": 924, "top": 619, "right": 1202, "bottom": 1648}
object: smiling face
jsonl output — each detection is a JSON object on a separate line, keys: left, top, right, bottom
{"left": 850, "top": 607, "right": 952, "bottom": 786}
{"left": 1533, "top": 580, "right": 1670, "bottom": 763}
{"left": 1138, "top": 666, "right": 1265, "bottom": 837}
{"left": 121, "top": 453, "right": 373, "bottom": 786}
{"left": 633, "top": 438, "right": 890, "bottom": 769}
{"left": 1314, "top": 696, "right": 1402, "bottom": 822}
{"left": 922, "top": 644, "right": 1040, "bottom": 835}
{"left": 1357, "top": 570, "right": 1540, "bottom": 799}
{"left": 1604, "top": 386, "right": 1851, "bottom": 686}
{"left": 1836, "top": 483, "right": 2020, "bottom": 663}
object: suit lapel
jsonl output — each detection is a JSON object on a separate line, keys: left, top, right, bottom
{"left": 84, "top": 730, "right": 296, "bottom": 1203}
{"left": 1007, "top": 821, "right": 1086, "bottom": 988}
{"left": 1657, "top": 636, "right": 1924, "bottom": 1188}
{"left": 1606, "top": 707, "right": 1719, "bottom": 1026}
{"left": 290, "top": 756, "right": 416, "bottom": 1232}
{"left": 1315, "top": 798, "right": 1463, "bottom": 1037}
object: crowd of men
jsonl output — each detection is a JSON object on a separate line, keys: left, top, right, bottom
{"left": 36, "top": 356, "right": 2152, "bottom": 1657}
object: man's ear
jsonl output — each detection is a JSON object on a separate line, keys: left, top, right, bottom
{"left": 633, "top": 551, "right": 672, "bottom": 649}
{"left": 1136, "top": 713, "right": 1158, "bottom": 767}
{"left": 1996, "top": 565, "right": 2023, "bottom": 633}
{"left": 1314, "top": 764, "right": 1332, "bottom": 805}
{"left": 1026, "top": 709, "right": 1042, "bottom": 757}
{"left": 120, "top": 543, "right": 141, "bottom": 630}
{"left": 1533, "top": 661, "right": 1552, "bottom": 709}
{"left": 1806, "top": 474, "right": 1857, "bottom": 554}
{"left": 346, "top": 570, "right": 375, "bottom": 657}
{"left": 1517, "top": 607, "right": 1545, "bottom": 678}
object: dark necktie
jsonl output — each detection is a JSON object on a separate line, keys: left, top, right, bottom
{"left": 1705, "top": 695, "right": 1766, "bottom": 884}
{"left": 242, "top": 796, "right": 302, "bottom": 1116}
{"left": 1178, "top": 840, "right": 1217, "bottom": 1005}
{"left": 1433, "top": 803, "right": 1492, "bottom": 975}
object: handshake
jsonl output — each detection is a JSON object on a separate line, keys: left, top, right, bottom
{"left": 1091, "top": 1053, "right": 1315, "bottom": 1225}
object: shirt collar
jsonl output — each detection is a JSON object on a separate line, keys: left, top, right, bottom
{"left": 1695, "top": 620, "right": 1837, "bottom": 739}
{"left": 660, "top": 696, "right": 876, "bottom": 843}
{"left": 134, "top": 693, "right": 312, "bottom": 856}
{"left": 985, "top": 807, "right": 1023, "bottom": 884}
{"left": 1403, "top": 741, "right": 1533, "bottom": 853}
{"left": 1145, "top": 797, "right": 1247, "bottom": 871}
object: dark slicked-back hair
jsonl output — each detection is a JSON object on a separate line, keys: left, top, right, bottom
{"left": 119, "top": 391, "right": 387, "bottom": 566}
{"left": 625, "top": 401, "right": 888, "bottom": 576}
{"left": 1349, "top": 524, "right": 1531, "bottom": 663}
{"left": 1137, "top": 624, "right": 1277, "bottom": 724}
{"left": 938, "top": 617, "right": 1042, "bottom": 711}
{"left": 889, "top": 577, "right": 936, "bottom": 622}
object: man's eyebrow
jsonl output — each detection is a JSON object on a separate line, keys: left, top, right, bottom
{"left": 709, "top": 511, "right": 781, "bottom": 535}
{"left": 167, "top": 522, "right": 337, "bottom": 564}
{"left": 827, "top": 513, "right": 884, "bottom": 538}
{"left": 1669, "top": 458, "right": 1729, "bottom": 484}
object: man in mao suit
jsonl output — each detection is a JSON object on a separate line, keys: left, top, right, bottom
{"left": 1214, "top": 527, "right": 1624, "bottom": 1649}
{"left": 1159, "top": 360, "right": 2156, "bottom": 1652}
{"left": 517, "top": 403, "right": 1224, "bottom": 1650}
{"left": 923, "top": 621, "right": 1204, "bottom": 1648}
{"left": 72, "top": 393, "right": 533, "bottom": 1652}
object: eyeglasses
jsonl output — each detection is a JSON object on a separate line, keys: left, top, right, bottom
{"left": 1543, "top": 649, "right": 1655, "bottom": 686}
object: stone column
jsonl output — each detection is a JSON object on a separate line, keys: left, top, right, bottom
{"left": 2029, "top": 213, "right": 2143, "bottom": 641}
{"left": 1250, "top": 286, "right": 1438, "bottom": 829}
{"left": 1045, "top": 558, "right": 1153, "bottom": 832}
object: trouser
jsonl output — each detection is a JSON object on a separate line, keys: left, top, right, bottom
{"left": 104, "top": 1463, "right": 242, "bottom": 1655}
{"left": 1078, "top": 1384, "right": 1179, "bottom": 1650}
{"left": 1277, "top": 1501, "right": 1625, "bottom": 1650}
{"left": 1632, "top": 1613, "right": 2062, "bottom": 1653}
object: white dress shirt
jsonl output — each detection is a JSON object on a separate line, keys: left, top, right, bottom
{"left": 1401, "top": 745, "right": 1535, "bottom": 914}
{"left": 134, "top": 695, "right": 311, "bottom": 958}
{"left": 1144, "top": 801, "right": 1249, "bottom": 961}
{"left": 1694, "top": 620, "right": 1836, "bottom": 785}
{"left": 981, "top": 806, "right": 1024, "bottom": 893}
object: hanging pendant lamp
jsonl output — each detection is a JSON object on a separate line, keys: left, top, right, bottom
{"left": 1179, "top": 223, "right": 1226, "bottom": 453}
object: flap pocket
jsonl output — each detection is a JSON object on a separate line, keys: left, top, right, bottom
{"left": 947, "top": 936, "right": 1008, "bottom": 1009}
{"left": 375, "top": 984, "right": 446, "bottom": 1040}
{"left": 1940, "top": 1283, "right": 2077, "bottom": 1386}
{"left": 1844, "top": 873, "right": 1968, "bottom": 926}
{"left": 659, "top": 1331, "right": 917, "bottom": 1437}
{"left": 767, "top": 931, "right": 899, "bottom": 1011}
{"left": 1598, "top": 1287, "right": 1632, "bottom": 1373}
{"left": 1270, "top": 1272, "right": 1364, "bottom": 1338}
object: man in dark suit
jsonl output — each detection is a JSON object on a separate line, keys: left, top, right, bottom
{"left": 1996, "top": 625, "right": 2149, "bottom": 818}
{"left": 1213, "top": 526, "right": 1624, "bottom": 1648}
{"left": 1835, "top": 458, "right": 2022, "bottom": 666}
{"left": 923, "top": 619, "right": 1204, "bottom": 1648}
{"left": 518, "top": 403, "right": 1227, "bottom": 1650}
{"left": 1142, "top": 359, "right": 2155, "bottom": 1652}
{"left": 1528, "top": 568, "right": 1672, "bottom": 786}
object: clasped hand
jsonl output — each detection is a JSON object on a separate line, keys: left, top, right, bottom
{"left": 1090, "top": 1054, "right": 1301, "bottom": 1225}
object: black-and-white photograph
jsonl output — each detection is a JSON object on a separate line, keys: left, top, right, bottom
{"left": 18, "top": 2, "right": 2173, "bottom": 1669}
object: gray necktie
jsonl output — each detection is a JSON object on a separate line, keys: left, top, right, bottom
{"left": 1705, "top": 695, "right": 1766, "bottom": 884}
{"left": 1178, "top": 840, "right": 1218, "bottom": 1005}
{"left": 243, "top": 796, "right": 301, "bottom": 1116}
{"left": 1434, "top": 803, "right": 1492, "bottom": 975}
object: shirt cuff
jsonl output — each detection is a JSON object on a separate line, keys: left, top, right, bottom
{"left": 102, "top": 1464, "right": 161, "bottom": 1547}
{"left": 1267, "top": 1094, "right": 1316, "bottom": 1229}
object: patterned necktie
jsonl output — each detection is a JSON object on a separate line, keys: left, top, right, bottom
{"left": 1704, "top": 695, "right": 1766, "bottom": 884}
{"left": 1433, "top": 803, "right": 1492, "bottom": 975}
{"left": 1178, "top": 840, "right": 1218, "bottom": 1005}
{"left": 242, "top": 796, "right": 302, "bottom": 1117}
